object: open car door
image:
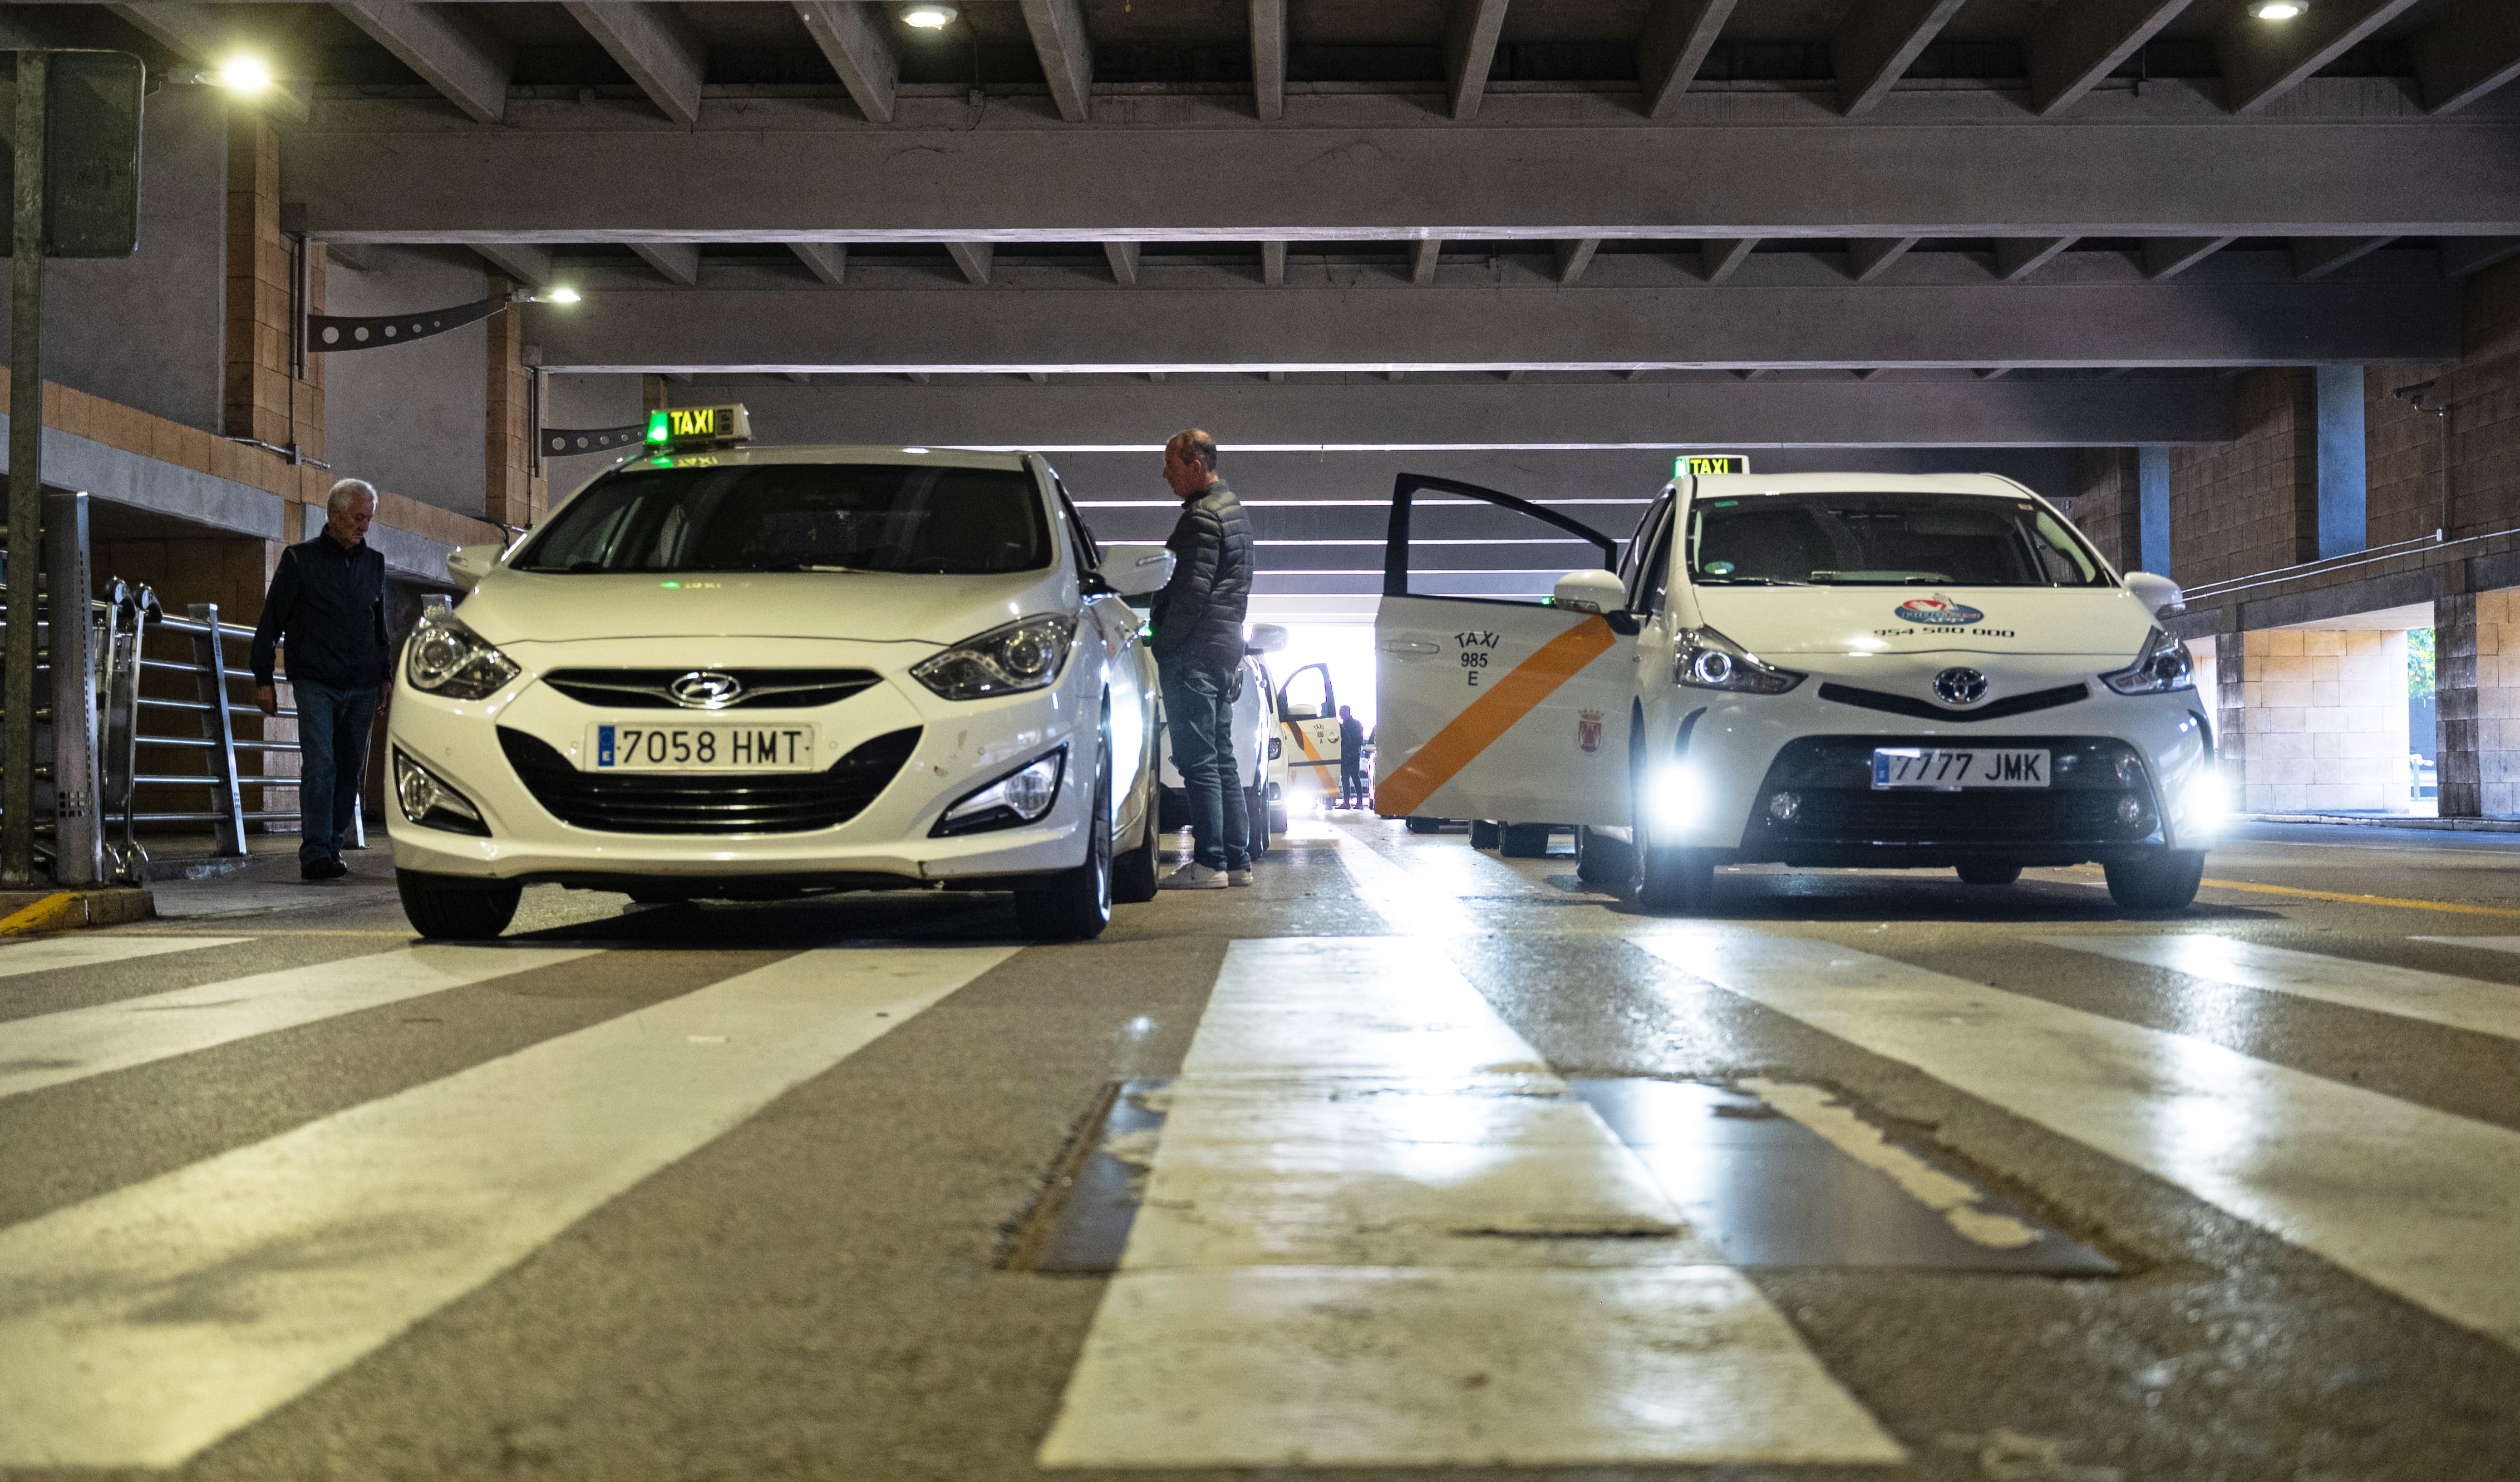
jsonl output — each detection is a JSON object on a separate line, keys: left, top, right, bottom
{"left": 1276, "top": 662, "right": 1342, "bottom": 790}
{"left": 1373, "top": 473, "right": 1636, "bottom": 827}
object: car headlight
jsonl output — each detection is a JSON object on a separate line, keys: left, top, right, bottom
{"left": 911, "top": 615, "right": 1077, "bottom": 701}
{"left": 2101, "top": 627, "right": 2196, "bottom": 695}
{"left": 1675, "top": 626, "right": 1804, "bottom": 695}
{"left": 932, "top": 747, "right": 1066, "bottom": 835}
{"left": 392, "top": 749, "right": 490, "bottom": 836}
{"left": 405, "top": 616, "right": 521, "bottom": 701}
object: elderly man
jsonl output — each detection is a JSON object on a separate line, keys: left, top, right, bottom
{"left": 1151, "top": 429, "right": 1255, "bottom": 889}
{"left": 250, "top": 479, "right": 393, "bottom": 882}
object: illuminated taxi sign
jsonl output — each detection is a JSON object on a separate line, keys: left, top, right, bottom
{"left": 645, "top": 404, "right": 752, "bottom": 447}
{"left": 1675, "top": 454, "right": 1750, "bottom": 476}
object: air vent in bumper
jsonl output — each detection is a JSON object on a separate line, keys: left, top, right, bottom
{"left": 498, "top": 726, "right": 920, "bottom": 835}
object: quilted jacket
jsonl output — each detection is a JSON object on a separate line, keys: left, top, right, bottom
{"left": 1151, "top": 477, "right": 1254, "bottom": 669}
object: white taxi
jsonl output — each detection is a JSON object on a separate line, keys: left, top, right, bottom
{"left": 386, "top": 413, "right": 1170, "bottom": 941}
{"left": 1373, "top": 471, "right": 2217, "bottom": 911}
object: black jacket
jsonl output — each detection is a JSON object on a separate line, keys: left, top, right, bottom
{"left": 1340, "top": 715, "right": 1365, "bottom": 764}
{"left": 250, "top": 534, "right": 391, "bottom": 688}
{"left": 1151, "top": 478, "right": 1253, "bottom": 669}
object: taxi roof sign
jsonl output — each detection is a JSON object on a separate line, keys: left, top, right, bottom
{"left": 647, "top": 404, "right": 752, "bottom": 448}
{"left": 1675, "top": 454, "right": 1750, "bottom": 476}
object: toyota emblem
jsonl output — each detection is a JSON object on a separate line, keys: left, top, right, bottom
{"left": 669, "top": 671, "right": 745, "bottom": 709}
{"left": 1933, "top": 667, "right": 1989, "bottom": 706}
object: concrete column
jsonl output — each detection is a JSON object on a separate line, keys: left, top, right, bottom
{"left": 2214, "top": 629, "right": 2246, "bottom": 806}
{"left": 2315, "top": 363, "right": 2367, "bottom": 562}
{"left": 483, "top": 276, "right": 546, "bottom": 529}
{"left": 223, "top": 115, "right": 289, "bottom": 448}
{"left": 2437, "top": 591, "right": 2479, "bottom": 816}
{"left": 2137, "top": 445, "right": 2170, "bottom": 575}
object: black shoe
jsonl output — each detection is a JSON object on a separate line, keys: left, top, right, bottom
{"left": 302, "top": 856, "right": 348, "bottom": 882}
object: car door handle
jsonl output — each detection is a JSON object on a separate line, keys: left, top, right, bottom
{"left": 1380, "top": 639, "right": 1439, "bottom": 656}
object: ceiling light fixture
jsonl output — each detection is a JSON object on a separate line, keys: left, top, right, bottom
{"left": 2246, "top": 1, "right": 2306, "bottom": 18}
{"left": 205, "top": 54, "right": 273, "bottom": 93}
{"left": 508, "top": 287, "right": 582, "bottom": 305}
{"left": 900, "top": 4, "right": 958, "bottom": 28}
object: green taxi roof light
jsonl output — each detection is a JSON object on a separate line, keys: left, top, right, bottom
{"left": 646, "top": 411, "right": 672, "bottom": 444}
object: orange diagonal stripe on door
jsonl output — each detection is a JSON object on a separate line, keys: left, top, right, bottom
{"left": 1376, "top": 615, "right": 1618, "bottom": 819}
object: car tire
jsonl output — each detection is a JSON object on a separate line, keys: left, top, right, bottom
{"left": 2104, "top": 849, "right": 2205, "bottom": 911}
{"left": 1113, "top": 804, "right": 1160, "bottom": 904}
{"left": 1956, "top": 861, "right": 2024, "bottom": 886}
{"left": 1469, "top": 820, "right": 1503, "bottom": 850}
{"left": 1499, "top": 823, "right": 1553, "bottom": 858}
{"left": 1624, "top": 726, "right": 1716, "bottom": 913}
{"left": 1576, "top": 826, "right": 1621, "bottom": 884}
{"left": 1017, "top": 741, "right": 1115, "bottom": 940}
{"left": 398, "top": 869, "right": 523, "bottom": 939}
{"left": 1404, "top": 816, "right": 1446, "bottom": 834}
{"left": 1269, "top": 802, "right": 1289, "bottom": 833}
{"left": 625, "top": 885, "right": 689, "bottom": 905}
{"left": 1247, "top": 785, "right": 1272, "bottom": 858}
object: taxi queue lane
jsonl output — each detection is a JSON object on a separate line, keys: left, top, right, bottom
{"left": 0, "top": 814, "right": 2517, "bottom": 1480}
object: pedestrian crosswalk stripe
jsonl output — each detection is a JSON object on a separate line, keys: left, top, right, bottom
{"left": 1037, "top": 936, "right": 1904, "bottom": 1468}
{"left": 0, "top": 946, "right": 602, "bottom": 1103}
{"left": 1633, "top": 930, "right": 2520, "bottom": 1351}
{"left": 1323, "top": 822, "right": 1484, "bottom": 935}
{"left": 2041, "top": 933, "right": 2520, "bottom": 1044}
{"left": 0, "top": 933, "right": 246, "bottom": 985}
{"left": 0, "top": 943, "right": 1016, "bottom": 1468}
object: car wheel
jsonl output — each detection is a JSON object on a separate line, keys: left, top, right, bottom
{"left": 1956, "top": 861, "right": 2024, "bottom": 886}
{"left": 2104, "top": 849, "right": 2205, "bottom": 911}
{"left": 1247, "top": 785, "right": 1272, "bottom": 857}
{"left": 1469, "top": 820, "right": 1502, "bottom": 850}
{"left": 398, "top": 869, "right": 523, "bottom": 939}
{"left": 1016, "top": 739, "right": 1114, "bottom": 940}
{"left": 1269, "top": 802, "right": 1289, "bottom": 833}
{"left": 1624, "top": 733, "right": 1715, "bottom": 913}
{"left": 1575, "top": 826, "right": 1618, "bottom": 884}
{"left": 1404, "top": 816, "right": 1446, "bottom": 834}
{"left": 1499, "top": 823, "right": 1553, "bottom": 858}
{"left": 1113, "top": 798, "right": 1160, "bottom": 904}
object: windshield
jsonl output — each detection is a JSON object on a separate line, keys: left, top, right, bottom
{"left": 1685, "top": 491, "right": 2106, "bottom": 588}
{"left": 514, "top": 462, "right": 1051, "bottom": 575}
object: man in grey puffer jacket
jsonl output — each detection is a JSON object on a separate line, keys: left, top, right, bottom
{"left": 1151, "top": 429, "right": 1254, "bottom": 888}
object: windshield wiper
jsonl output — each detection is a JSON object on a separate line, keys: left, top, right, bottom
{"left": 766, "top": 563, "right": 874, "bottom": 574}
{"left": 1694, "top": 575, "right": 1800, "bottom": 586}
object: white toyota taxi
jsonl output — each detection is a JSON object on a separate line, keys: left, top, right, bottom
{"left": 1373, "top": 470, "right": 2217, "bottom": 911}
{"left": 386, "top": 410, "right": 1171, "bottom": 941}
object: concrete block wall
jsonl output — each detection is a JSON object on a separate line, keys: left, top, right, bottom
{"left": 2168, "top": 370, "right": 2314, "bottom": 590}
{"left": 2238, "top": 627, "right": 2413, "bottom": 813}
{"left": 2074, "top": 447, "right": 2139, "bottom": 571}
{"left": 2459, "top": 589, "right": 2520, "bottom": 816}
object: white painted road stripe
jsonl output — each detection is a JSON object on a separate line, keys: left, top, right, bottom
{"left": 0, "top": 946, "right": 601, "bottom": 1102}
{"left": 0, "top": 933, "right": 245, "bottom": 983}
{"left": 0, "top": 943, "right": 1015, "bottom": 1468}
{"left": 1038, "top": 936, "right": 1902, "bottom": 1468}
{"left": 2042, "top": 933, "right": 2520, "bottom": 1043}
{"left": 1323, "top": 824, "right": 1482, "bottom": 935}
{"left": 1635, "top": 931, "right": 2520, "bottom": 1350}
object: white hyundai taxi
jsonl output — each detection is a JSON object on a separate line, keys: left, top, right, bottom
{"left": 386, "top": 414, "right": 1170, "bottom": 941}
{"left": 1373, "top": 471, "right": 2217, "bottom": 912}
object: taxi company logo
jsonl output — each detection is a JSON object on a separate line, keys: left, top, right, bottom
{"left": 669, "top": 671, "right": 745, "bottom": 709}
{"left": 1933, "top": 667, "right": 1990, "bottom": 706}
{"left": 1894, "top": 594, "right": 1985, "bottom": 626}
{"left": 1576, "top": 709, "right": 1604, "bottom": 753}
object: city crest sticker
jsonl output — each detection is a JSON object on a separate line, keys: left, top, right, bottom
{"left": 1893, "top": 593, "right": 1985, "bottom": 626}
{"left": 1576, "top": 708, "right": 1604, "bottom": 754}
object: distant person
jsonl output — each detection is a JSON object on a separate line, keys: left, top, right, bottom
{"left": 1338, "top": 703, "right": 1367, "bottom": 809}
{"left": 251, "top": 479, "right": 391, "bottom": 882}
{"left": 1151, "top": 429, "right": 1254, "bottom": 889}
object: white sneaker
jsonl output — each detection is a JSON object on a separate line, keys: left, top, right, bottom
{"left": 1227, "top": 868, "right": 1254, "bottom": 887}
{"left": 1160, "top": 863, "right": 1229, "bottom": 890}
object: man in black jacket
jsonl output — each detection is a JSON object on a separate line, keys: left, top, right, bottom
{"left": 250, "top": 479, "right": 393, "bottom": 881}
{"left": 1151, "top": 429, "right": 1254, "bottom": 888}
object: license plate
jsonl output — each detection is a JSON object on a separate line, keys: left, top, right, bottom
{"left": 589, "top": 723, "right": 816, "bottom": 772}
{"left": 1871, "top": 747, "right": 2050, "bottom": 789}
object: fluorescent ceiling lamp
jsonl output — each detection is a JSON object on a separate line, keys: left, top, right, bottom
{"left": 208, "top": 54, "right": 273, "bottom": 93}
{"left": 900, "top": 4, "right": 958, "bottom": 27}
{"left": 543, "top": 287, "right": 580, "bottom": 304}
{"left": 2245, "top": 1, "right": 2305, "bottom": 17}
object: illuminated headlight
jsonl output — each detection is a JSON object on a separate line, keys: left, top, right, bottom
{"left": 1676, "top": 626, "right": 1803, "bottom": 695}
{"left": 911, "top": 616, "right": 1077, "bottom": 701}
{"left": 2101, "top": 627, "right": 2196, "bottom": 696}
{"left": 392, "top": 750, "right": 489, "bottom": 836}
{"left": 933, "top": 747, "right": 1066, "bottom": 836}
{"left": 1648, "top": 766, "right": 1699, "bottom": 835}
{"left": 405, "top": 616, "right": 520, "bottom": 701}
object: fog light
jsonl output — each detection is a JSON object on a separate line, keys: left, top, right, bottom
{"left": 1648, "top": 766, "right": 1698, "bottom": 836}
{"left": 393, "top": 750, "right": 488, "bottom": 836}
{"left": 1768, "top": 790, "right": 1800, "bottom": 823}
{"left": 934, "top": 747, "right": 1066, "bottom": 836}
{"left": 2181, "top": 772, "right": 2226, "bottom": 832}
{"left": 2115, "top": 795, "right": 2144, "bottom": 826}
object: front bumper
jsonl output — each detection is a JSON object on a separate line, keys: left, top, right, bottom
{"left": 385, "top": 641, "right": 1096, "bottom": 886}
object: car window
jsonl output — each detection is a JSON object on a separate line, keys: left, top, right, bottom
{"left": 1684, "top": 491, "right": 2109, "bottom": 588}
{"left": 1051, "top": 472, "right": 1100, "bottom": 573}
{"left": 515, "top": 462, "right": 1051, "bottom": 575}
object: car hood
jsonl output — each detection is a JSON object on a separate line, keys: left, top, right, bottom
{"left": 454, "top": 569, "right": 1069, "bottom": 648}
{"left": 1694, "top": 585, "right": 2159, "bottom": 661}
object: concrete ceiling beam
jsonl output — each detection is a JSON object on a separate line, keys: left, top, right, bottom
{"left": 1555, "top": 239, "right": 1601, "bottom": 285}
{"left": 1443, "top": 0, "right": 1513, "bottom": 121}
{"left": 1834, "top": 0, "right": 1970, "bottom": 117}
{"left": 2292, "top": 236, "right": 2395, "bottom": 281}
{"left": 1700, "top": 238, "right": 1756, "bottom": 283}
{"left": 794, "top": 1, "right": 898, "bottom": 125}
{"left": 2410, "top": 0, "right": 2520, "bottom": 115}
{"left": 2220, "top": 0, "right": 2423, "bottom": 116}
{"left": 2025, "top": 0, "right": 2201, "bottom": 116}
{"left": 2142, "top": 236, "right": 2236, "bottom": 280}
{"left": 2442, "top": 237, "right": 2520, "bottom": 278}
{"left": 1847, "top": 237, "right": 1920, "bottom": 283}
{"left": 1636, "top": 0, "right": 1741, "bottom": 119}
{"left": 1249, "top": 0, "right": 1286, "bottom": 122}
{"left": 1261, "top": 241, "right": 1287, "bottom": 285}
{"left": 1410, "top": 239, "right": 1442, "bottom": 284}
{"left": 521, "top": 278, "right": 2459, "bottom": 375}
{"left": 1995, "top": 237, "right": 2076, "bottom": 282}
{"left": 473, "top": 243, "right": 552, "bottom": 288}
{"left": 628, "top": 242, "right": 701, "bottom": 286}
{"left": 332, "top": 0, "right": 512, "bottom": 125}
{"left": 946, "top": 242, "right": 993, "bottom": 285}
{"left": 562, "top": 1, "right": 706, "bottom": 129}
{"left": 790, "top": 242, "right": 847, "bottom": 285}
{"left": 1018, "top": 0, "right": 1095, "bottom": 122}
{"left": 1104, "top": 241, "right": 1140, "bottom": 286}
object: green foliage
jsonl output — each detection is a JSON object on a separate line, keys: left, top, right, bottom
{"left": 2408, "top": 626, "right": 2435, "bottom": 697}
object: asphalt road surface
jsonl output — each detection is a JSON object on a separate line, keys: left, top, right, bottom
{"left": 4, "top": 818, "right": 2519, "bottom": 1481}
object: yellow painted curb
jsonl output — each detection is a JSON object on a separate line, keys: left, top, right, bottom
{"left": 0, "top": 888, "right": 156, "bottom": 937}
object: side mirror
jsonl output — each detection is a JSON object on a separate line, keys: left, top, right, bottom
{"left": 1247, "top": 623, "right": 1290, "bottom": 654}
{"left": 1100, "top": 544, "right": 1175, "bottom": 598}
{"left": 2125, "top": 570, "right": 2184, "bottom": 617}
{"left": 1552, "top": 568, "right": 1627, "bottom": 616}
{"left": 447, "top": 543, "right": 504, "bottom": 586}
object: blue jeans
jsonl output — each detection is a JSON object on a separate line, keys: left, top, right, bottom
{"left": 294, "top": 679, "right": 379, "bottom": 863}
{"left": 1160, "top": 659, "right": 1249, "bottom": 873}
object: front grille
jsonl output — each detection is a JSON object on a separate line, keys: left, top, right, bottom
{"left": 1753, "top": 734, "right": 2156, "bottom": 846}
{"left": 1817, "top": 681, "right": 2090, "bottom": 723}
{"left": 499, "top": 726, "right": 919, "bottom": 834}
{"left": 540, "top": 668, "right": 880, "bottom": 711}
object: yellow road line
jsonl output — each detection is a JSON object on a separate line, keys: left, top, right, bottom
{"left": 0, "top": 894, "right": 81, "bottom": 937}
{"left": 2059, "top": 866, "right": 2520, "bottom": 919}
